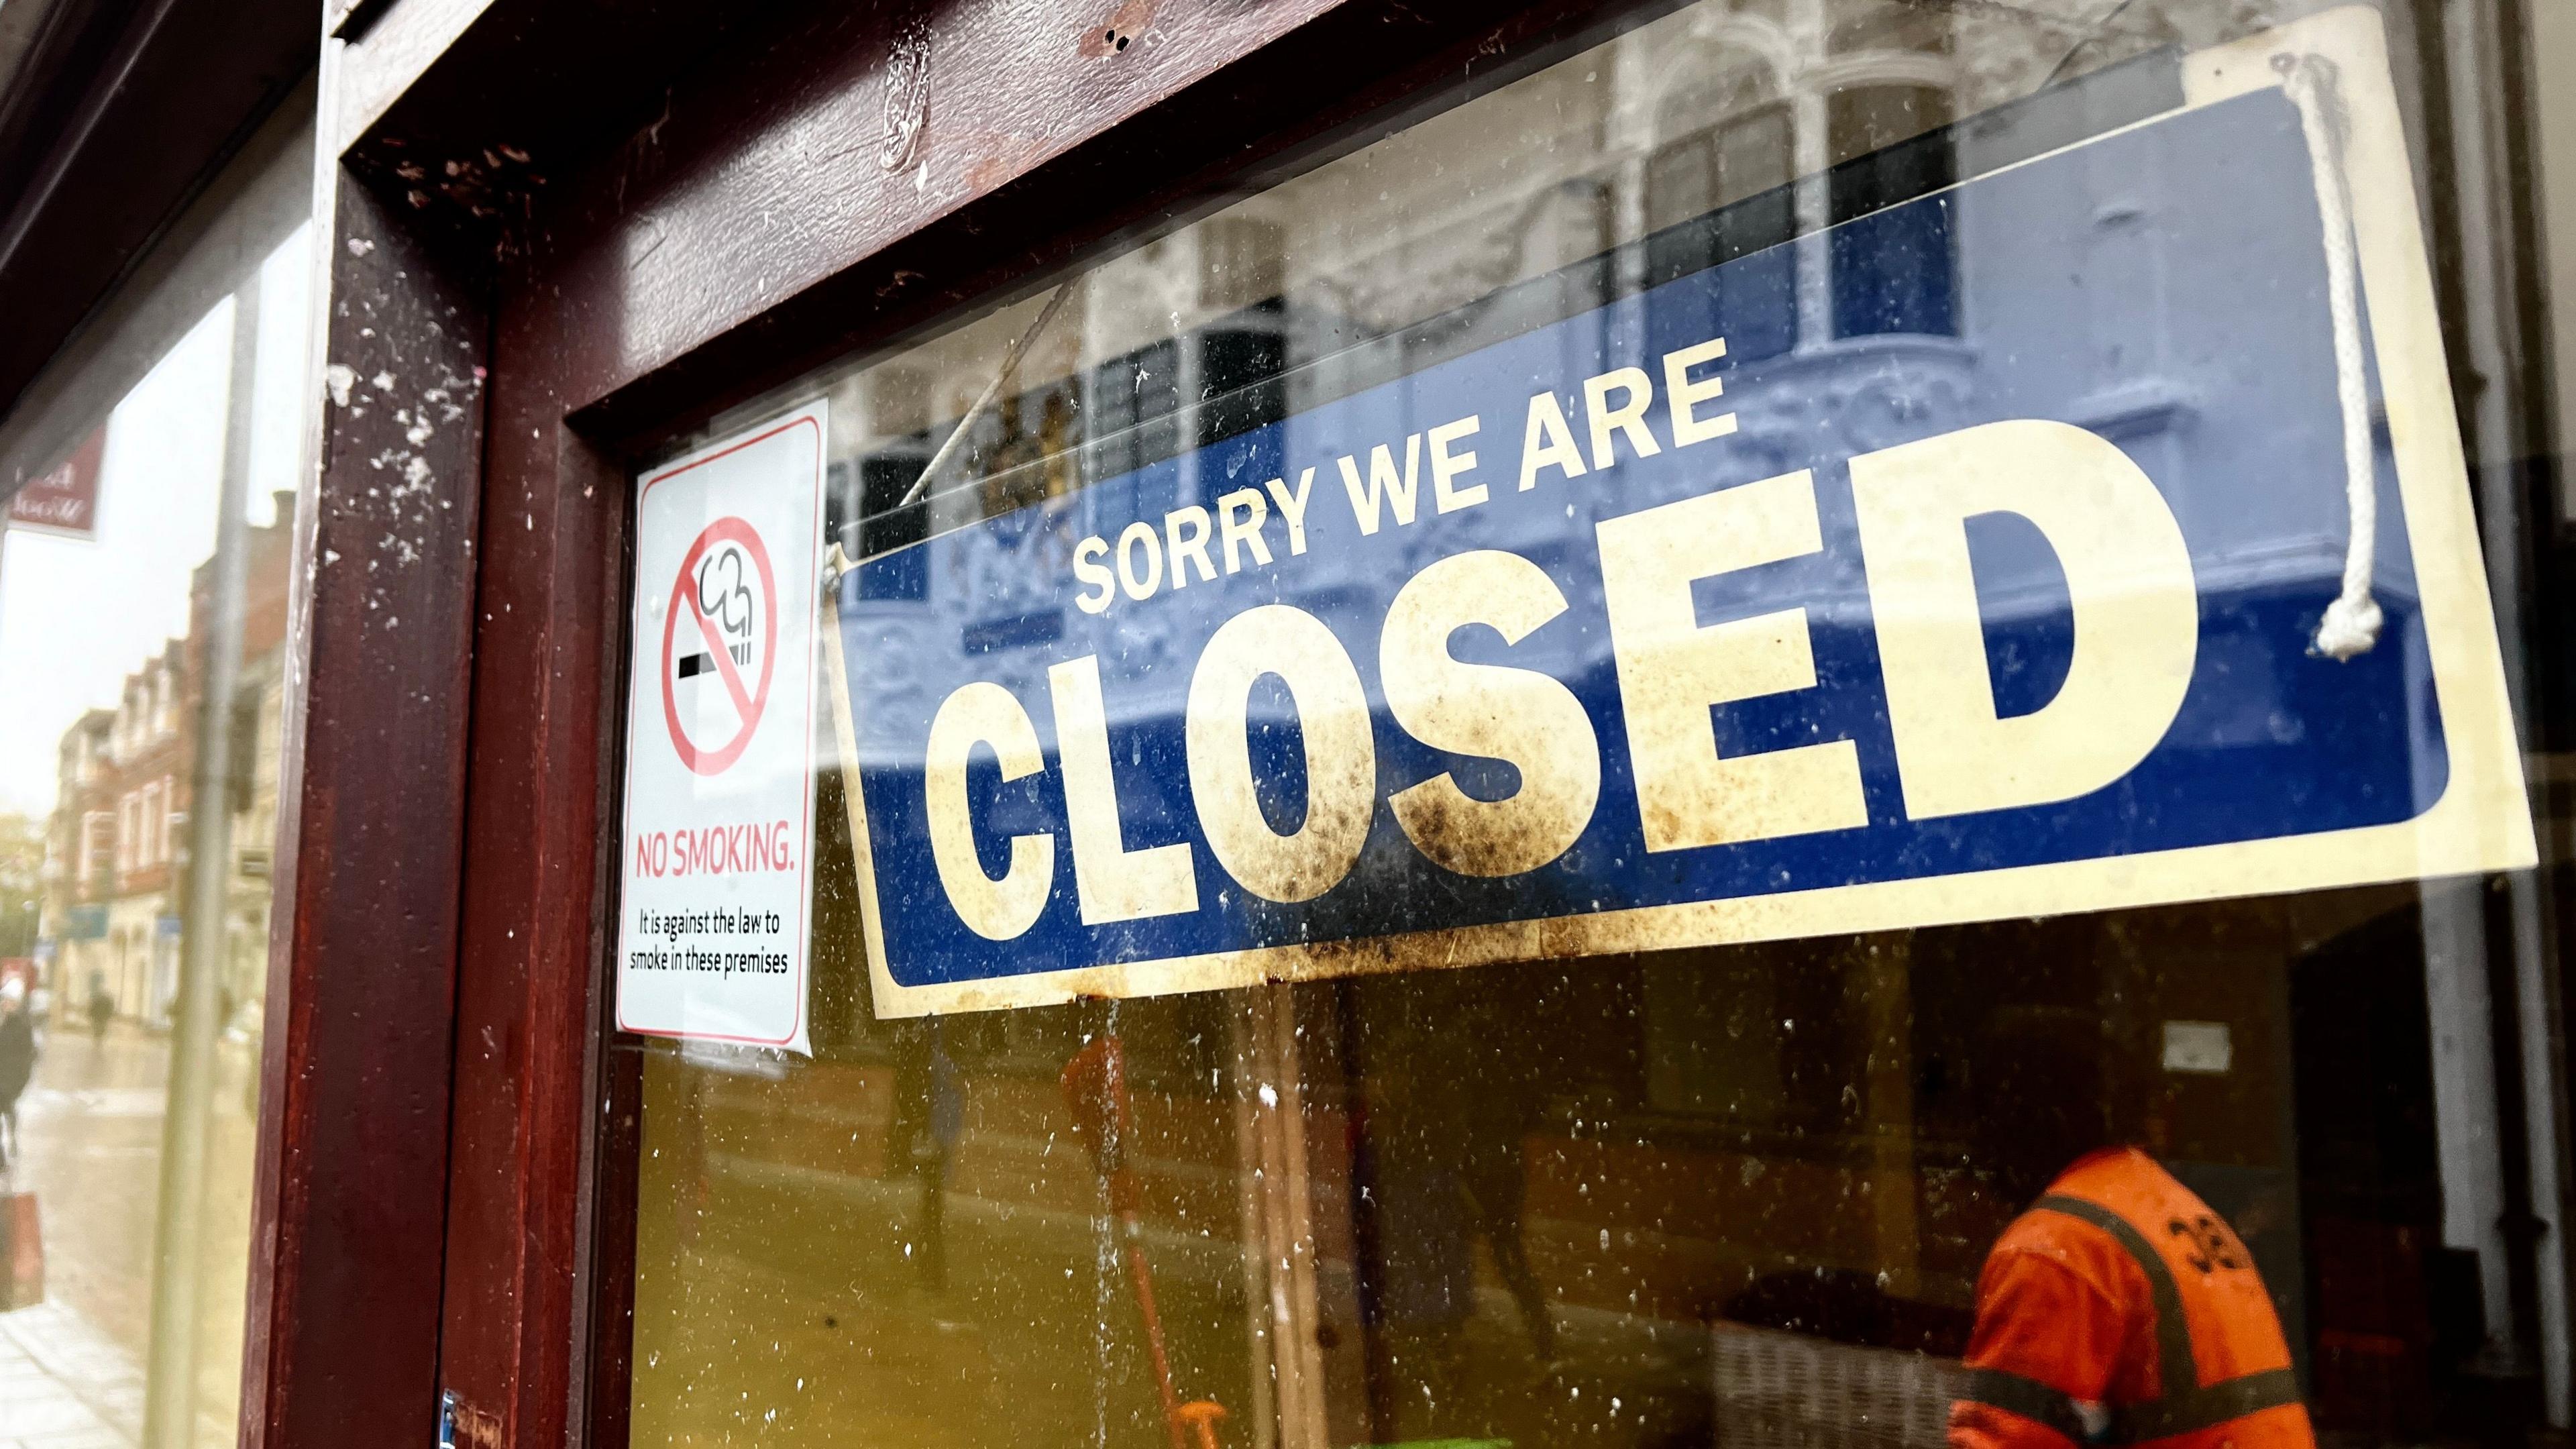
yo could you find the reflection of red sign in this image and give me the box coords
[8,427,103,539]
[659,517,777,775]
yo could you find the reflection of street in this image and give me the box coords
[1,1019,258,1447]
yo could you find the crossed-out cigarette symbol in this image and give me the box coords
[660,517,778,775]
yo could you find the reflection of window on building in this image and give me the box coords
[1087,309,1287,506]
[1827,83,1955,339]
[1088,337,1182,489]
[832,361,935,603]
[1648,105,1799,360]
[1642,2,1958,352]
[1188,216,1290,465]
[81,812,107,889]
[846,453,930,600]
[1193,314,1287,455]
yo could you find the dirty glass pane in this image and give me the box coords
[0,107,312,1447]
[623,3,2576,1447]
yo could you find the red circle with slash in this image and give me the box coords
[661,517,778,775]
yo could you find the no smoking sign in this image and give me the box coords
[618,402,826,1053]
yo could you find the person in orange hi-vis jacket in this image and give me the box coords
[1950,1010,2315,1449]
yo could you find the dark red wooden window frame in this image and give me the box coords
[248,2,1672,1446]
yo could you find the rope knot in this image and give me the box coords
[2314,593,2383,661]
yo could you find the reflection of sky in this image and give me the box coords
[0,225,311,820]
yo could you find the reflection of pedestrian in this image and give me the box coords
[885,1019,961,1291]
[1360,977,1558,1436]
[0,979,35,1173]
[1458,1071,1555,1363]
[1949,1012,2314,1448]
[86,972,111,1042]
[1368,1091,1476,1375]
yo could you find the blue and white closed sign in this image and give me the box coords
[824,13,2533,1016]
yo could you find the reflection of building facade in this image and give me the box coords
[826,0,1992,564]
[41,707,117,1016]
[224,647,286,1038]
[35,492,297,1029]
[58,643,189,1022]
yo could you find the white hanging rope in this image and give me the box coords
[898,280,1081,510]
[2276,51,2381,661]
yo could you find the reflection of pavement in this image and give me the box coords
[3,1020,259,1448]
[633,1142,1255,1449]
[15,1024,175,1359]
[0,1297,144,1446]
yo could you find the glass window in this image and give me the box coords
[0,97,312,1446]
[616,2,2576,1446]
